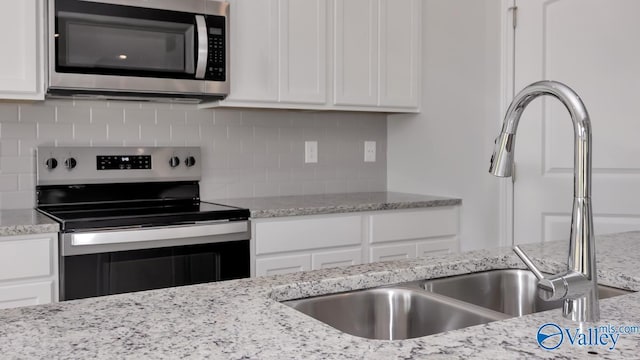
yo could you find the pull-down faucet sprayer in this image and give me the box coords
[489,80,599,322]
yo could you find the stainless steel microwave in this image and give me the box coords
[47,0,229,102]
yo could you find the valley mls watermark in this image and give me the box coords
[537,322,640,351]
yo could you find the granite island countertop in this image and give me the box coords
[1,232,640,359]
[210,191,462,218]
[0,209,59,236]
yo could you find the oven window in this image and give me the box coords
[61,240,249,301]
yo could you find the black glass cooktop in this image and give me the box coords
[38,201,249,232]
[36,181,249,232]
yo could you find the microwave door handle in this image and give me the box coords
[195,15,208,79]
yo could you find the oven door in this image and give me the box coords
[59,221,249,301]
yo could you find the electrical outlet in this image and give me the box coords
[364,141,376,162]
[305,141,318,163]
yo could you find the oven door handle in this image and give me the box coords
[69,221,248,247]
[195,15,208,79]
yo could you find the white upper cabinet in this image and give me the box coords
[333,0,379,106]
[335,0,421,108]
[0,0,45,100]
[378,0,421,108]
[279,0,327,104]
[224,0,279,102]
[210,0,421,112]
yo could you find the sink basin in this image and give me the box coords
[282,269,633,340]
[283,285,508,340]
[422,269,632,317]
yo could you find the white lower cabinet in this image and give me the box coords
[312,248,362,270]
[367,207,459,262]
[255,215,361,255]
[255,247,363,276]
[0,233,58,309]
[370,236,457,263]
[256,254,311,276]
[253,214,362,276]
[0,281,53,310]
[416,237,457,257]
[252,206,459,277]
[370,243,416,262]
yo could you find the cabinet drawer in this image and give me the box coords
[369,207,458,244]
[0,281,53,309]
[312,248,362,270]
[255,215,362,255]
[255,254,312,276]
[370,243,416,262]
[416,236,458,257]
[0,235,53,281]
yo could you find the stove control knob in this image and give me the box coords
[64,157,77,170]
[185,156,196,167]
[45,158,58,170]
[169,156,180,168]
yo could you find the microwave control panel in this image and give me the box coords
[206,15,226,81]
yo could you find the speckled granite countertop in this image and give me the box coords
[0,209,59,236]
[210,192,462,218]
[1,232,640,359]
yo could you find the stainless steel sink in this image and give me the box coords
[421,269,632,317]
[283,285,508,340]
[282,269,633,340]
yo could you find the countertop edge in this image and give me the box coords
[0,209,60,237]
[244,198,462,219]
[0,224,60,237]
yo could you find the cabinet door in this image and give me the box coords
[256,254,311,276]
[312,248,361,270]
[369,207,458,244]
[254,215,361,255]
[416,237,458,257]
[378,0,420,108]
[370,243,416,262]
[0,0,44,100]
[333,0,379,106]
[224,0,279,102]
[279,0,327,104]
[0,281,53,309]
[0,234,53,281]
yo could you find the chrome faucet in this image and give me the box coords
[489,80,599,322]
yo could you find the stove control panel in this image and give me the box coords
[37,147,201,186]
[98,155,151,170]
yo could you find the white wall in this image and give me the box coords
[387,0,503,251]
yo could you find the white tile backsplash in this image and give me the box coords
[0,104,19,123]
[0,99,387,209]
[0,174,18,191]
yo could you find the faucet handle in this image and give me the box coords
[513,246,568,301]
[513,246,545,280]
